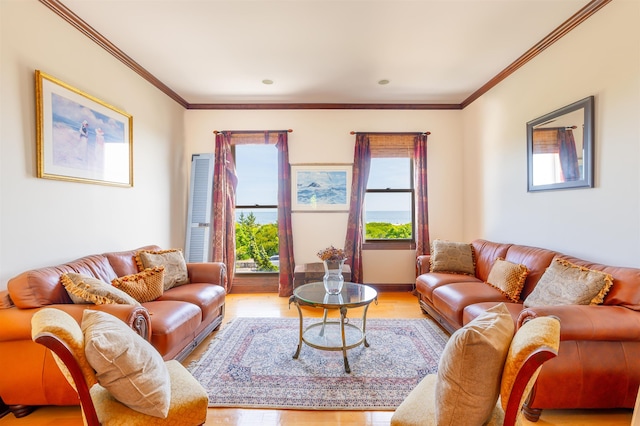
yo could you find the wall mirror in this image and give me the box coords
[527,96,594,192]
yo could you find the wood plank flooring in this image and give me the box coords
[0,291,633,425]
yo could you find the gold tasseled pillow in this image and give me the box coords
[112,266,165,303]
[135,249,189,290]
[61,273,140,306]
[429,239,476,276]
[524,258,613,308]
[486,258,529,303]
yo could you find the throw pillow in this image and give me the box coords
[61,273,140,306]
[435,303,515,425]
[430,239,476,276]
[523,258,614,308]
[135,249,189,290]
[82,310,171,418]
[486,258,529,302]
[111,266,165,303]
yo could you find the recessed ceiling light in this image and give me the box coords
[262,79,274,85]
[378,79,390,85]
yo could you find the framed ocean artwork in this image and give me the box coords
[291,164,352,211]
[35,70,133,187]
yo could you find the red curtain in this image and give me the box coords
[212,132,237,292]
[344,134,371,283]
[276,133,295,296]
[414,133,430,256]
[558,129,580,181]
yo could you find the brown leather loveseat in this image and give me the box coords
[415,239,640,421]
[0,245,226,417]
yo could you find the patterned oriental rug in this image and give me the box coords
[187,317,449,410]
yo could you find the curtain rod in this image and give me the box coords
[213,129,293,134]
[350,131,430,135]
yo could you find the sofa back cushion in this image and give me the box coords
[558,254,640,310]
[105,245,161,278]
[471,240,511,282]
[504,245,557,300]
[8,255,118,309]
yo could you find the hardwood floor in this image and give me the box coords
[0,291,633,425]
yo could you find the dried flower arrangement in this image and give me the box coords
[317,245,347,262]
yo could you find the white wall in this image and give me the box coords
[184,109,464,284]
[462,0,640,266]
[0,1,186,290]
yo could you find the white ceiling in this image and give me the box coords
[58,0,594,106]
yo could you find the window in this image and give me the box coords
[364,157,414,244]
[233,144,279,273]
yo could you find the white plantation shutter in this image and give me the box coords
[185,153,214,262]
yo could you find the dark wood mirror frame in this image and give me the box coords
[527,96,594,192]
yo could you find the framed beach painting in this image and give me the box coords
[291,164,352,211]
[35,70,133,187]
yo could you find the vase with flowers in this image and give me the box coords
[317,245,347,294]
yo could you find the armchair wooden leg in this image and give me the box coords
[522,387,542,422]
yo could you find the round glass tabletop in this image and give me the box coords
[293,282,377,308]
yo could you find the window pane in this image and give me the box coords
[234,143,279,274]
[235,144,278,206]
[368,157,410,189]
[364,192,412,240]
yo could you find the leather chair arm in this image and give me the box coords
[518,304,640,341]
[416,255,431,275]
[187,262,227,287]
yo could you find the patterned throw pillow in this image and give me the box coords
[430,239,476,276]
[524,258,614,308]
[435,303,514,425]
[111,266,165,303]
[82,310,171,418]
[61,273,140,306]
[486,258,529,302]
[135,249,189,290]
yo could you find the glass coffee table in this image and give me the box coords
[289,282,378,373]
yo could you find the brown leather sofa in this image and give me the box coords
[415,239,640,421]
[0,245,226,418]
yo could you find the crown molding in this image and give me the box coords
[40,0,610,111]
[461,0,612,108]
[187,103,462,110]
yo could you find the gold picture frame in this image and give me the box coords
[36,70,133,187]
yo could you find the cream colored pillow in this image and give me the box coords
[435,303,515,425]
[61,273,140,306]
[524,258,614,308]
[136,249,189,290]
[430,239,475,276]
[486,258,529,302]
[111,266,165,303]
[82,310,171,418]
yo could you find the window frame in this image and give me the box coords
[232,144,279,274]
[363,156,416,250]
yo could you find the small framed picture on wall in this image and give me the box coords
[291,164,352,211]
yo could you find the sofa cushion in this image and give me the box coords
[111,267,165,303]
[471,239,512,282]
[435,303,514,425]
[486,258,528,303]
[82,310,171,418]
[430,240,475,276]
[136,249,189,290]
[524,258,614,308]
[61,273,140,306]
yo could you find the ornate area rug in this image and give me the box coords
[187,317,449,410]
